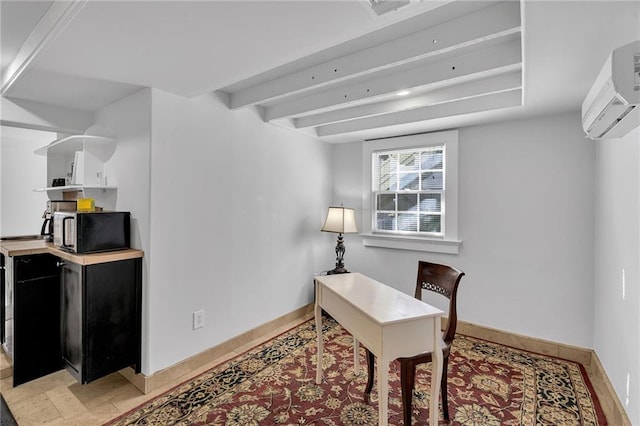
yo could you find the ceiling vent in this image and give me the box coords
[368,0,412,16]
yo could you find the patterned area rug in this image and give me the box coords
[106,317,606,425]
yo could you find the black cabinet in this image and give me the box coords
[13,254,62,386]
[61,261,82,379]
[61,258,142,384]
[2,249,142,387]
[1,254,5,345]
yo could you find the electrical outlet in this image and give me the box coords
[193,310,205,330]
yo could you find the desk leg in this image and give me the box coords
[377,355,389,426]
[353,339,360,375]
[315,282,323,385]
[429,316,443,425]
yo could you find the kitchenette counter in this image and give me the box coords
[0,239,143,265]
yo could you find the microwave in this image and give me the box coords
[53,211,131,254]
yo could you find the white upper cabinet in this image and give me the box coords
[34,125,117,208]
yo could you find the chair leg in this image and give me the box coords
[364,349,375,400]
[400,360,416,426]
[441,355,450,421]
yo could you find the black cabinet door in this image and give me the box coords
[13,254,61,386]
[83,259,138,383]
[1,253,5,345]
[60,261,82,382]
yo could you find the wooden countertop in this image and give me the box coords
[0,239,143,265]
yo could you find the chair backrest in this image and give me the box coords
[414,261,465,345]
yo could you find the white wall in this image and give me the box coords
[94,89,152,252]
[0,126,51,237]
[593,126,639,424]
[85,87,334,377]
[146,90,333,374]
[3,87,332,378]
[333,112,596,348]
[93,88,153,373]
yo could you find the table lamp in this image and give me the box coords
[321,206,358,274]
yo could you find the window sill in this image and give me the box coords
[361,233,461,254]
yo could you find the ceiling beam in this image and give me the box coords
[1,0,87,96]
[293,69,522,128]
[226,1,520,109]
[1,97,93,134]
[264,36,522,121]
[316,89,522,137]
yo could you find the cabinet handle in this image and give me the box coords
[56,261,65,267]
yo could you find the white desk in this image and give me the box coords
[314,273,444,426]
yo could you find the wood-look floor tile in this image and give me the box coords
[12,393,61,426]
[45,385,88,419]
[0,352,12,379]
[0,376,12,392]
[1,370,75,405]
[46,411,103,426]
[110,384,167,413]
[85,400,121,423]
[68,372,131,409]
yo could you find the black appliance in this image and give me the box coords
[53,211,130,254]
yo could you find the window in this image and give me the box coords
[361,130,460,254]
[372,146,445,235]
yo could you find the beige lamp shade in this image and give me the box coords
[321,207,358,234]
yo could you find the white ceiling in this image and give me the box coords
[1,0,639,143]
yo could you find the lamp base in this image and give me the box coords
[327,267,349,275]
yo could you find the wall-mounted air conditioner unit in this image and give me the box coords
[581,40,640,140]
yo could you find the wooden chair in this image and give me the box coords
[364,261,465,425]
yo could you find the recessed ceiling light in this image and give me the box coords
[397,90,410,96]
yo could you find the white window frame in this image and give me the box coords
[372,145,445,236]
[361,130,461,254]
